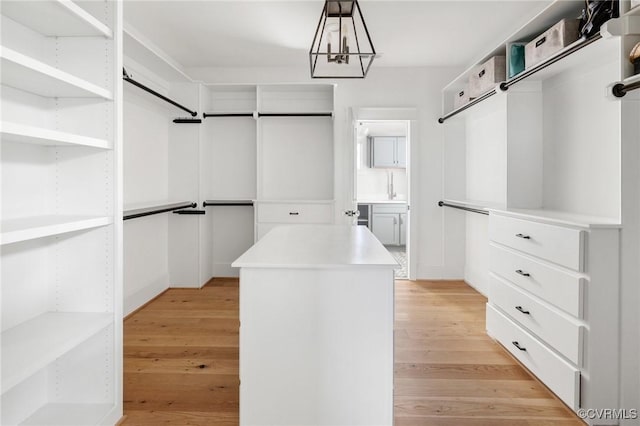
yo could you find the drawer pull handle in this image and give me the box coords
[515,306,530,315]
[289,212,299,216]
[515,233,531,239]
[512,341,527,351]
[515,269,530,277]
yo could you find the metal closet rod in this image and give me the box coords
[202,112,333,118]
[203,200,254,207]
[123,68,197,117]
[438,34,602,124]
[612,79,640,98]
[438,201,489,216]
[123,202,197,221]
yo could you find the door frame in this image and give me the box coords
[348,107,419,280]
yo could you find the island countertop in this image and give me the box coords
[232,224,398,269]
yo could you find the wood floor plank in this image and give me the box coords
[122,278,583,425]
[394,378,549,398]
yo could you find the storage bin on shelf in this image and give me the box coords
[525,19,580,69]
[507,42,526,78]
[468,56,506,98]
[453,85,473,109]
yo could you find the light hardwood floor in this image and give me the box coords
[122,278,583,425]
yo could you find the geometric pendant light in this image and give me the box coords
[309,0,376,78]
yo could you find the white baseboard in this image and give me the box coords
[416,264,464,280]
[464,266,488,297]
[124,277,168,317]
[213,262,239,278]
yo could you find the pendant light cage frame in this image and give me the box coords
[309,0,376,79]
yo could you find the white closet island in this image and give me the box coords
[232,225,397,426]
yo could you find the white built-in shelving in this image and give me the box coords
[0,0,122,424]
[439,0,639,420]
[1,0,112,38]
[21,403,115,426]
[2,312,112,394]
[1,122,110,149]
[0,215,112,245]
[0,46,113,99]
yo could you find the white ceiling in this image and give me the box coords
[123,0,554,69]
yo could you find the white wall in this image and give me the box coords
[542,61,621,219]
[188,65,463,279]
[122,81,171,315]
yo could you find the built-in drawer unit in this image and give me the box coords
[490,244,585,318]
[489,275,583,364]
[257,202,333,224]
[487,212,621,419]
[486,304,580,410]
[489,214,585,271]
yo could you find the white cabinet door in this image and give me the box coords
[371,137,396,168]
[399,213,407,246]
[396,137,406,168]
[372,213,398,245]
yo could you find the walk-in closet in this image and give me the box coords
[1,0,640,425]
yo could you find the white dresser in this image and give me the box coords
[254,200,334,240]
[487,211,620,424]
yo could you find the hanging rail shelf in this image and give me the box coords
[203,200,254,207]
[123,202,197,220]
[612,74,640,97]
[123,68,197,117]
[438,201,489,216]
[438,34,602,124]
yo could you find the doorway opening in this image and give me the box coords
[354,120,410,279]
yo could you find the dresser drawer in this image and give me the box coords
[257,203,332,224]
[489,214,585,271]
[489,275,583,365]
[490,244,584,317]
[486,304,580,410]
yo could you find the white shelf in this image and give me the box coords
[1,312,113,394]
[443,0,583,93]
[1,215,113,245]
[488,208,622,229]
[123,25,191,83]
[0,46,113,99]
[21,403,115,426]
[1,0,112,38]
[511,35,618,83]
[1,122,110,149]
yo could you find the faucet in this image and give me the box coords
[388,170,396,200]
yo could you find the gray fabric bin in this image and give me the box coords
[468,56,506,98]
[453,86,472,109]
[525,19,580,69]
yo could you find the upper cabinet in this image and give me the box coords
[370,136,406,169]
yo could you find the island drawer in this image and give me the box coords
[489,275,583,365]
[490,244,584,318]
[489,214,584,271]
[486,304,580,410]
[257,202,333,224]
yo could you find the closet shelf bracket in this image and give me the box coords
[173,209,206,215]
